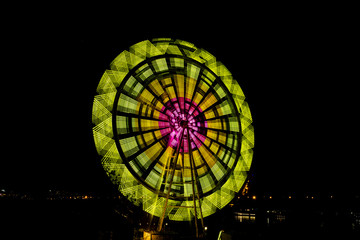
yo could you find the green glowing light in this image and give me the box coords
[92,38,254,221]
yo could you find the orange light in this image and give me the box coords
[252,195,256,200]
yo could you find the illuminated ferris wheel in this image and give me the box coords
[92,38,254,232]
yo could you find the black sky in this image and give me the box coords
[1,7,358,196]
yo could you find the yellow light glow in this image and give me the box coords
[92,38,254,221]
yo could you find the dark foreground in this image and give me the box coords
[1,197,359,239]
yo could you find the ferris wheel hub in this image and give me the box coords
[180,120,188,128]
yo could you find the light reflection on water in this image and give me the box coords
[233,207,360,229]
[229,207,360,239]
[3,200,360,239]
[234,209,256,223]
[233,208,287,225]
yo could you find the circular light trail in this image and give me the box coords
[92,38,254,221]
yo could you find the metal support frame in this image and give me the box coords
[157,128,184,232]
[187,126,205,238]
[157,126,205,238]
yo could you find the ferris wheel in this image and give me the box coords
[92,38,254,233]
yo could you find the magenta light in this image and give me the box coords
[159,97,207,152]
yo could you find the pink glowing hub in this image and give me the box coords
[159,97,207,152]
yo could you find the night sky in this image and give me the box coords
[2,7,357,196]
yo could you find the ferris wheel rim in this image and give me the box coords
[92,38,255,221]
[111,54,242,201]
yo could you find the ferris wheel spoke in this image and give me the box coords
[197,113,236,122]
[116,111,168,122]
[197,125,240,135]
[92,38,254,222]
[189,78,217,115]
[190,145,219,188]
[116,126,171,140]
[194,97,234,119]
[124,131,171,162]
[141,147,167,180]
[170,75,183,115]
[127,73,170,112]
[193,131,227,168]
[188,68,203,107]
